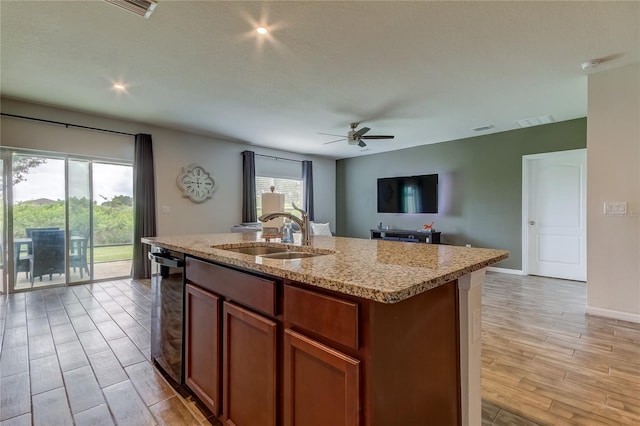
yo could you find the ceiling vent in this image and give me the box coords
[515,115,555,128]
[472,124,494,132]
[104,0,157,18]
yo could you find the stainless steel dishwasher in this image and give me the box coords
[149,247,185,386]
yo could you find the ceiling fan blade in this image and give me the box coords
[353,127,371,138]
[357,140,367,148]
[318,132,345,137]
[361,135,395,140]
[323,138,346,145]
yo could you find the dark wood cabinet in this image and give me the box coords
[222,301,277,426]
[185,257,279,425]
[283,329,360,426]
[184,283,221,415]
[184,256,460,426]
[285,281,460,426]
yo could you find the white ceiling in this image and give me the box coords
[1,1,638,159]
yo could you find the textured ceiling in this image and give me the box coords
[1,1,638,159]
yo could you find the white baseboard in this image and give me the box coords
[486,267,524,275]
[586,306,640,324]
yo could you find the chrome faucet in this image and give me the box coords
[259,203,311,245]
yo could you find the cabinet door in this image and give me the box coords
[185,283,221,415]
[223,302,277,426]
[284,329,360,426]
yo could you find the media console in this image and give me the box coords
[370,228,441,244]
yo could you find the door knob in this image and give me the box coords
[529,221,536,225]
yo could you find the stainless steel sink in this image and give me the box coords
[259,251,323,260]
[214,244,336,260]
[220,246,290,256]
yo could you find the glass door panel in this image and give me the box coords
[68,159,92,283]
[12,154,66,290]
[0,155,5,294]
[92,163,133,280]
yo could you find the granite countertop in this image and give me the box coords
[142,233,508,303]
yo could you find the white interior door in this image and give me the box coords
[526,149,586,281]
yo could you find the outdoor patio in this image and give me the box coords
[12,260,132,291]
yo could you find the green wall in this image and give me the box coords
[335,118,586,270]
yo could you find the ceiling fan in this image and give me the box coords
[321,123,395,148]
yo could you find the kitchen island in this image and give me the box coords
[143,233,508,426]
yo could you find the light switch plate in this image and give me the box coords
[604,201,627,216]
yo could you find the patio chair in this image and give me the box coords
[69,236,90,279]
[26,227,60,237]
[31,230,65,283]
[25,227,60,255]
[13,228,59,283]
[15,248,32,280]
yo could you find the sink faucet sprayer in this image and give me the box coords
[258,203,311,245]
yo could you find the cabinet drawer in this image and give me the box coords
[186,257,276,316]
[284,285,359,350]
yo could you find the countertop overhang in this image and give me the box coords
[143,233,508,303]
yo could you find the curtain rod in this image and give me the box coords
[0,112,136,137]
[255,153,302,163]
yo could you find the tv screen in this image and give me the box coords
[377,174,438,214]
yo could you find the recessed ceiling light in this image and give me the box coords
[256,27,268,35]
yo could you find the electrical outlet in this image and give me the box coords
[604,201,627,216]
[161,205,171,214]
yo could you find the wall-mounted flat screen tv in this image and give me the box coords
[377,174,438,214]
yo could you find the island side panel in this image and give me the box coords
[365,279,461,426]
[457,269,486,426]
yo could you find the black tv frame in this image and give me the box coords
[377,174,438,214]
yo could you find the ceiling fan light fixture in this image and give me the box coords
[323,122,394,148]
[581,59,601,71]
[580,54,620,73]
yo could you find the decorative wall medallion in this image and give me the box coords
[177,164,215,203]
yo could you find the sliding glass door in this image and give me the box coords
[11,154,66,290]
[2,149,133,292]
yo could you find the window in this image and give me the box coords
[254,156,303,220]
[256,176,302,218]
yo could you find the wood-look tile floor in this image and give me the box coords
[1,273,637,425]
[0,279,217,426]
[482,272,640,426]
